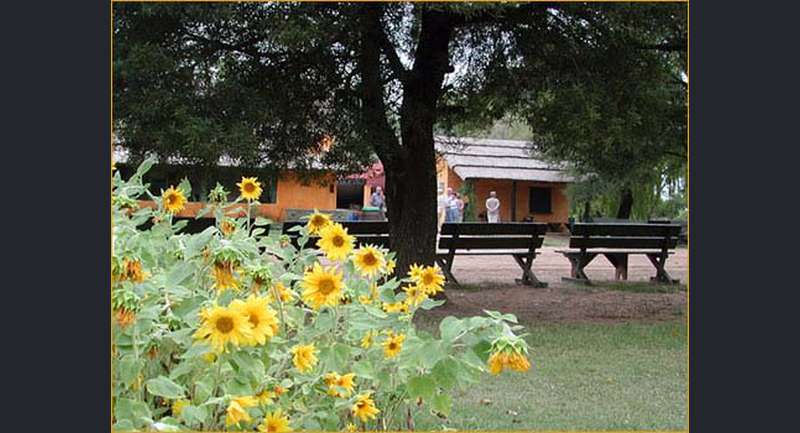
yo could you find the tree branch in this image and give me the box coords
[636,41,687,52]
[375,22,409,83]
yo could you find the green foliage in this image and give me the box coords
[112,160,532,431]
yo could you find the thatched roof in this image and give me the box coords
[435,136,573,183]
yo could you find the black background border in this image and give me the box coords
[4,0,797,431]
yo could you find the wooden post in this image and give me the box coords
[511,180,517,222]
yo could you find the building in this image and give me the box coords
[113,146,378,221]
[435,137,573,226]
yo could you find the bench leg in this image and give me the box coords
[603,253,629,281]
[646,253,679,284]
[435,255,460,288]
[561,253,597,284]
[512,254,547,288]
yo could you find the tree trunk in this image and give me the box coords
[616,187,634,219]
[358,5,453,291]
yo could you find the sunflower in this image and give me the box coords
[162,186,187,214]
[301,263,345,310]
[202,352,217,363]
[193,305,253,353]
[382,301,408,314]
[237,176,263,201]
[230,295,279,345]
[122,259,147,282]
[351,393,380,422]
[352,245,386,277]
[487,348,531,375]
[258,408,292,433]
[385,259,396,275]
[114,308,136,328]
[487,351,508,375]
[220,220,237,236]
[403,284,428,307]
[316,222,355,261]
[306,210,332,235]
[255,389,276,406]
[382,332,406,359]
[414,265,445,295]
[290,343,319,373]
[273,385,286,396]
[212,260,241,292]
[346,423,357,432]
[407,263,424,281]
[361,330,378,349]
[171,399,190,417]
[324,372,356,398]
[267,281,295,304]
[225,403,252,427]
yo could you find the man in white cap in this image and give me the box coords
[486,191,500,223]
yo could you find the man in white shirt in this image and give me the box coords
[485,191,500,223]
[437,186,447,230]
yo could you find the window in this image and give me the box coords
[529,187,552,213]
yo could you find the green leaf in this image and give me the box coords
[419,298,446,310]
[165,262,194,287]
[117,356,143,386]
[255,217,273,226]
[407,374,436,401]
[185,226,216,258]
[180,405,208,427]
[431,357,460,390]
[439,316,464,344]
[431,393,453,416]
[145,376,185,399]
[115,398,152,427]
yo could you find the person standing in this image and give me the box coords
[485,191,501,223]
[446,188,459,222]
[370,186,386,211]
[437,186,447,230]
[455,192,465,222]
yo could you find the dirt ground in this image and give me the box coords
[422,241,688,324]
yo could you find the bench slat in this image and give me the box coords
[440,222,547,236]
[570,223,681,237]
[569,236,678,249]
[438,236,543,250]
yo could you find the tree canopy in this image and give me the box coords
[113,1,687,271]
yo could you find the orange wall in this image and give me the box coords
[436,159,569,224]
[135,171,336,221]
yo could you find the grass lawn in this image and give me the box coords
[409,319,687,431]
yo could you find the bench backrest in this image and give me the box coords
[438,222,547,251]
[281,221,391,248]
[138,217,269,235]
[569,223,681,251]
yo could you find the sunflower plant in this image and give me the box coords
[112,159,533,432]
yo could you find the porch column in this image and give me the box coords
[511,180,517,222]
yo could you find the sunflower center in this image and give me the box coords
[357,401,367,409]
[362,253,377,266]
[388,342,398,350]
[332,235,345,247]
[216,316,234,333]
[267,422,277,432]
[248,314,260,327]
[318,277,336,295]
[244,183,255,193]
[422,274,434,285]
[311,216,325,226]
[167,194,178,205]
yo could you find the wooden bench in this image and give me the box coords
[436,222,548,288]
[281,220,391,249]
[557,222,681,285]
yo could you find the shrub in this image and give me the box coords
[112,158,532,431]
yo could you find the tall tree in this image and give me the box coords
[114,2,686,273]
